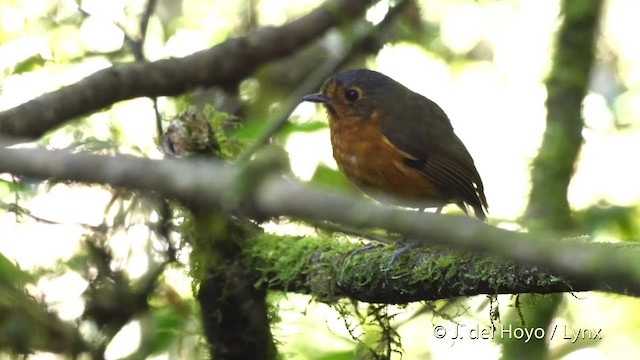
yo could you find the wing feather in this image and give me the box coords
[379,93,488,219]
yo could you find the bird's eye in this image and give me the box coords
[344,89,360,102]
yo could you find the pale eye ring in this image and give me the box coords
[344,89,360,102]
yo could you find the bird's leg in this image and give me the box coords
[350,242,385,256]
[385,207,430,268]
[353,207,438,268]
[385,242,421,269]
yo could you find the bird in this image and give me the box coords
[303,69,488,220]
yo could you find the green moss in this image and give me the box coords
[160,105,248,159]
[244,232,359,302]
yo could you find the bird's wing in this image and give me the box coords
[379,96,488,218]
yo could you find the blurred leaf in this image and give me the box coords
[72,138,118,152]
[577,203,640,241]
[313,351,357,360]
[0,179,40,204]
[0,179,24,197]
[48,24,85,61]
[147,307,186,355]
[230,120,267,141]
[279,120,328,136]
[0,253,32,288]
[231,119,327,142]
[12,54,47,74]
[309,164,353,192]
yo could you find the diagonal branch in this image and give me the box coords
[1,145,640,300]
[0,0,373,139]
[237,0,413,162]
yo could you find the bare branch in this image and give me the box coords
[0,0,373,139]
[1,145,639,299]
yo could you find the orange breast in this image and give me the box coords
[329,112,447,207]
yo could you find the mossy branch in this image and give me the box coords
[2,145,640,299]
[525,0,604,228]
[243,233,630,303]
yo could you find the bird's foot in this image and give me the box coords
[349,242,385,256]
[348,236,421,270]
[384,241,421,270]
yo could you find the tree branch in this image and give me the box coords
[244,234,601,303]
[237,0,413,162]
[525,0,603,228]
[1,145,640,300]
[0,0,373,139]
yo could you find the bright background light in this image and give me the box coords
[2,0,640,359]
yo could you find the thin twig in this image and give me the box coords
[235,56,345,163]
[236,0,410,162]
[139,0,158,46]
[1,201,104,231]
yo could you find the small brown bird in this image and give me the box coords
[303,69,488,220]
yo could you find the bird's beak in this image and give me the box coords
[302,93,331,104]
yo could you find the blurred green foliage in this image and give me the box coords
[1,0,640,359]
